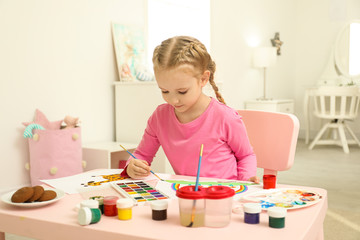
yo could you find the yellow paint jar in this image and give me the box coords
[116,198,134,220]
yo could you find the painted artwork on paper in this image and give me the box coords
[112,23,154,82]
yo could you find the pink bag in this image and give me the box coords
[28,127,83,186]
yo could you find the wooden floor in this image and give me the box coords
[5,139,360,240]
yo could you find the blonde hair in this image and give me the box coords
[152,36,225,105]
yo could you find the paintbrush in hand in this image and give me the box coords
[119,144,163,181]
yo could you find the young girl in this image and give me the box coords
[121,36,259,183]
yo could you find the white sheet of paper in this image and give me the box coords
[41,169,158,194]
[155,179,186,199]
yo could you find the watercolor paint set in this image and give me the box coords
[111,181,170,205]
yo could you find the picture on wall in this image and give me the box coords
[112,23,153,82]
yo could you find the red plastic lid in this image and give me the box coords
[205,186,235,199]
[176,186,205,199]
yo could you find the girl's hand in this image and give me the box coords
[126,158,151,179]
[248,176,260,184]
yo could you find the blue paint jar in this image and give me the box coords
[243,203,262,224]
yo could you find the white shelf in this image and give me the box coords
[82,141,137,170]
[244,99,294,114]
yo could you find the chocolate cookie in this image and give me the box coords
[11,187,34,203]
[37,190,57,202]
[27,186,45,202]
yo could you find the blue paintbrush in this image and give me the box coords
[195,144,204,191]
[187,144,204,227]
[119,144,163,181]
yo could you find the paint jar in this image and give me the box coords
[80,199,99,209]
[89,196,104,214]
[263,174,277,189]
[204,186,235,228]
[150,200,168,221]
[103,196,119,216]
[268,207,287,228]
[243,203,262,224]
[116,198,134,220]
[78,207,101,226]
[176,186,206,228]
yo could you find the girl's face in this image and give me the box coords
[155,65,209,115]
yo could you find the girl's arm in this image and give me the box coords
[226,114,258,181]
[120,115,161,178]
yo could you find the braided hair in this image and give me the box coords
[152,36,225,105]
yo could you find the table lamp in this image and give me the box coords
[253,47,277,100]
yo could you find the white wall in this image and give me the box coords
[0,0,146,190]
[211,0,360,138]
[1,0,360,191]
[294,0,360,137]
[211,0,296,109]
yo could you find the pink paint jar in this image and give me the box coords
[103,196,119,216]
[263,174,276,189]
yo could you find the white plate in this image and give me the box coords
[240,188,322,210]
[1,188,65,208]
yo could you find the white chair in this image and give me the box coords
[308,86,360,153]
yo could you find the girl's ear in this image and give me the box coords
[200,70,210,87]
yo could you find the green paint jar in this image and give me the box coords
[268,207,286,228]
[78,207,101,226]
[89,196,104,214]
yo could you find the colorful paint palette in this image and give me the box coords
[241,188,322,210]
[111,181,169,205]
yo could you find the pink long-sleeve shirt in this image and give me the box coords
[122,98,257,180]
